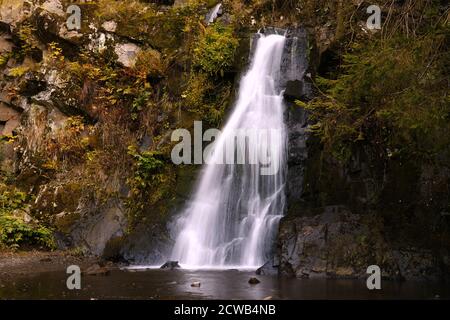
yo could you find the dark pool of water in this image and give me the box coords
[0,269,448,300]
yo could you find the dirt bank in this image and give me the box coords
[0,250,98,283]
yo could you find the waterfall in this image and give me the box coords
[170,32,289,268]
[205,3,222,24]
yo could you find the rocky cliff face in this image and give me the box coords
[266,1,450,281]
[0,0,227,258]
[278,206,448,281]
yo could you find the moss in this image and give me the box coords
[133,49,164,79]
[125,145,177,228]
[55,183,84,213]
[192,23,239,76]
[54,211,81,234]
[95,0,209,51]
[181,71,232,126]
[95,0,157,28]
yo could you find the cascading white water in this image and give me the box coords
[170,33,288,268]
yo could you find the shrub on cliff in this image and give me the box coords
[0,185,55,250]
[193,23,239,76]
[298,1,449,164]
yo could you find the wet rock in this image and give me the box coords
[393,249,438,281]
[286,104,309,215]
[0,103,20,136]
[85,264,110,276]
[102,236,129,264]
[256,261,278,275]
[278,206,397,279]
[248,277,260,285]
[191,281,201,287]
[284,80,308,100]
[119,222,173,265]
[58,25,83,42]
[40,0,65,17]
[102,21,117,33]
[0,0,33,27]
[18,72,47,97]
[114,43,141,68]
[70,199,128,256]
[160,261,181,270]
[0,32,13,54]
[280,28,312,97]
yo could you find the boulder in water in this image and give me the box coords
[248,277,260,285]
[160,261,181,270]
[256,261,278,275]
[191,281,201,287]
[85,264,110,276]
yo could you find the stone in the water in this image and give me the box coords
[248,277,260,285]
[191,281,201,287]
[85,264,110,276]
[256,261,278,275]
[160,261,181,270]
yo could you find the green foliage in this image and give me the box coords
[16,23,37,58]
[48,42,65,66]
[0,53,11,68]
[8,66,29,77]
[95,0,207,50]
[0,186,55,250]
[182,72,232,126]
[302,25,450,163]
[131,90,151,121]
[126,145,176,227]
[182,72,211,106]
[128,146,165,189]
[0,215,55,249]
[96,0,157,24]
[0,189,27,212]
[193,23,238,76]
[0,135,15,143]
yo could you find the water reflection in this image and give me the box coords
[0,269,448,300]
